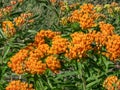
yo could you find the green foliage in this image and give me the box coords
[0,0,120,90]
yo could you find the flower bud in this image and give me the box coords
[104,4,111,8]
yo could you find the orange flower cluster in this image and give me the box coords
[35,29,60,45]
[80,3,94,13]
[8,30,62,74]
[67,10,81,22]
[0,0,24,18]
[27,30,61,74]
[64,21,119,61]
[91,31,107,46]
[46,55,61,73]
[2,21,16,37]
[68,3,99,29]
[6,80,34,90]
[8,27,120,74]
[99,21,114,35]
[25,44,49,74]
[103,75,120,90]
[0,0,24,17]
[65,32,94,59]
[8,49,29,74]
[105,35,120,61]
[91,22,119,61]
[14,12,34,27]
[31,44,49,58]
[25,57,47,74]
[49,35,69,54]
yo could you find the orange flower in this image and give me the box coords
[14,16,25,27]
[92,31,107,46]
[49,35,69,54]
[67,10,81,23]
[65,32,94,59]
[6,80,34,90]
[99,21,114,35]
[24,44,49,74]
[25,57,46,74]
[105,35,120,61]
[14,12,33,27]
[29,44,49,58]
[20,13,33,18]
[35,30,60,45]
[46,55,61,73]
[7,30,62,74]
[80,3,94,13]
[8,49,29,74]
[68,3,100,29]
[103,76,119,90]
[2,21,16,37]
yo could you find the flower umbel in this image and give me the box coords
[6,80,34,90]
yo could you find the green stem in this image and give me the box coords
[34,74,45,90]
[76,60,86,90]
[39,77,45,90]
[45,75,53,89]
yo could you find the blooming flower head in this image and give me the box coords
[99,21,114,36]
[105,35,120,61]
[14,16,25,27]
[80,3,94,13]
[8,49,29,74]
[46,55,61,73]
[65,32,94,59]
[14,12,33,27]
[25,57,47,74]
[6,80,34,90]
[103,75,119,90]
[49,35,69,54]
[35,30,60,45]
[68,3,100,30]
[2,21,16,37]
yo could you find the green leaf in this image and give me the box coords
[3,46,10,60]
[86,79,101,89]
[28,30,37,34]
[55,71,78,80]
[0,28,7,39]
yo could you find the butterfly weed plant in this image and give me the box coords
[0,0,120,90]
